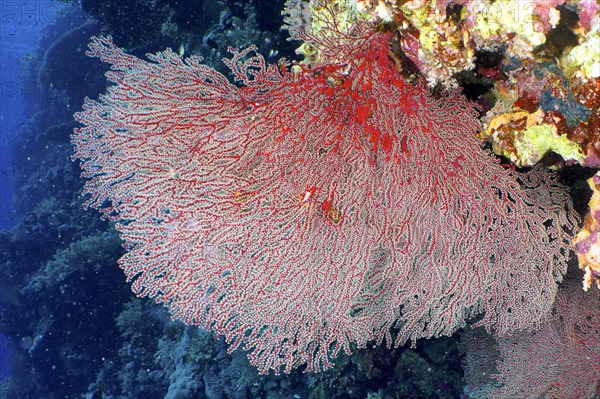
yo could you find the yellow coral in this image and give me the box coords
[563,22,600,80]
[397,0,474,85]
[471,0,555,53]
[356,0,399,22]
[482,110,585,167]
[516,124,585,165]
[573,172,600,291]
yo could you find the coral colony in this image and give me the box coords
[71,0,598,392]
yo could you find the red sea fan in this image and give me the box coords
[71,26,577,373]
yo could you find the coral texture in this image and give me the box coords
[463,276,600,399]
[71,17,576,373]
[574,171,600,290]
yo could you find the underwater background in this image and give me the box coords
[1,1,598,398]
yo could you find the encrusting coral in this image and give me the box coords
[574,171,600,291]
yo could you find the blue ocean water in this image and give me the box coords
[0,332,6,379]
[0,0,65,380]
[1,0,63,229]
